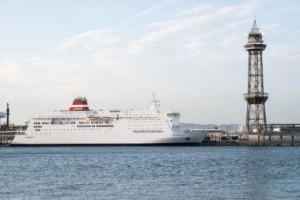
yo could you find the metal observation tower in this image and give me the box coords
[244,20,268,133]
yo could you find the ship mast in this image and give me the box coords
[150,92,160,113]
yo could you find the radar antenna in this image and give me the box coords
[150,92,160,113]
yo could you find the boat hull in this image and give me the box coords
[11,131,206,146]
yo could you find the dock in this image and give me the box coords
[248,124,300,146]
[0,131,16,146]
[203,124,300,146]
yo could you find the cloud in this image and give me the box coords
[135,0,174,17]
[220,34,242,49]
[127,1,262,55]
[262,23,280,36]
[57,29,120,52]
[175,4,214,17]
[0,58,21,80]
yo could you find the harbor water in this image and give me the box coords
[0,147,299,200]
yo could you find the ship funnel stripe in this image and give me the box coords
[72,101,88,105]
[70,105,89,108]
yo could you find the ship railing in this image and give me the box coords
[0,130,25,136]
[15,130,26,135]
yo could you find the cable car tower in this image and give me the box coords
[243,20,268,133]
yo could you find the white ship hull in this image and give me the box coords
[12,131,206,146]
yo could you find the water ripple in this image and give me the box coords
[0,147,299,200]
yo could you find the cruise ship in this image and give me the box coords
[12,95,207,146]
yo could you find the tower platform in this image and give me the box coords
[243,93,268,104]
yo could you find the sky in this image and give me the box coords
[0,0,299,125]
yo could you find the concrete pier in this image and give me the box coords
[248,133,300,146]
[256,124,300,146]
[207,124,300,146]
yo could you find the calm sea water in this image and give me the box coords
[0,147,299,200]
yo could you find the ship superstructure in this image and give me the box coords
[12,96,207,145]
